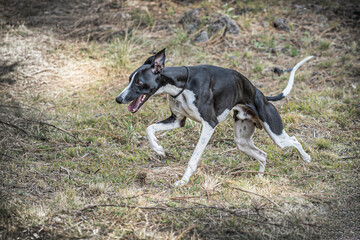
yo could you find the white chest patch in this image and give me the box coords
[169,90,203,122]
[155,84,181,96]
[157,84,230,124]
[154,84,203,122]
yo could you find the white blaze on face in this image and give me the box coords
[119,71,137,100]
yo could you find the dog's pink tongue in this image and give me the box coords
[128,95,143,113]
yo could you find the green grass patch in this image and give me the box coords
[315,138,332,149]
[318,40,332,51]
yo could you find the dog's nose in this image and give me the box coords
[115,96,123,104]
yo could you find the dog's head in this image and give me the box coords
[115,49,166,113]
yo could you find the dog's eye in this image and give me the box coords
[136,80,143,86]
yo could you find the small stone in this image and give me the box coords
[267,47,277,54]
[179,9,199,31]
[195,31,209,43]
[273,18,290,31]
[209,14,240,35]
[179,9,199,24]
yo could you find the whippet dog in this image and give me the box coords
[116,49,312,186]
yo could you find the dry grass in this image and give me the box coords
[1,0,359,239]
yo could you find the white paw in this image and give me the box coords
[151,145,165,156]
[174,179,188,187]
[302,154,311,163]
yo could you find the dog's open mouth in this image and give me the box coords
[128,94,150,113]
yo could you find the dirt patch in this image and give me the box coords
[1,0,126,41]
[324,174,360,240]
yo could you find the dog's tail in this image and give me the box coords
[266,56,313,102]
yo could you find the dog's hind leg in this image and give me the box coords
[233,114,267,175]
[146,114,186,156]
[254,91,311,163]
[264,123,311,163]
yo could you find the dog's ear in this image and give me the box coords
[151,48,166,74]
[143,56,154,65]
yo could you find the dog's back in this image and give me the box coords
[184,65,257,116]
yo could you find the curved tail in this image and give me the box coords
[266,56,313,102]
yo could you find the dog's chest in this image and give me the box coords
[168,90,202,122]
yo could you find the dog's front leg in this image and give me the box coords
[174,122,216,187]
[146,114,185,156]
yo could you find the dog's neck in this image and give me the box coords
[155,67,189,96]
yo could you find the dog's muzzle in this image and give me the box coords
[115,96,124,104]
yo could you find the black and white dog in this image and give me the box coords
[116,49,312,186]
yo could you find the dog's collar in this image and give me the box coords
[171,66,190,99]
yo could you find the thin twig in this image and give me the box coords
[76,127,122,141]
[0,153,17,160]
[25,119,85,144]
[170,196,202,201]
[4,191,36,202]
[230,170,280,177]
[219,147,237,154]
[192,202,286,228]
[30,147,57,152]
[81,203,167,212]
[196,27,227,46]
[0,119,29,135]
[339,156,357,160]
[30,68,54,76]
[175,225,198,240]
[60,166,72,180]
[0,104,47,118]
[230,187,281,209]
